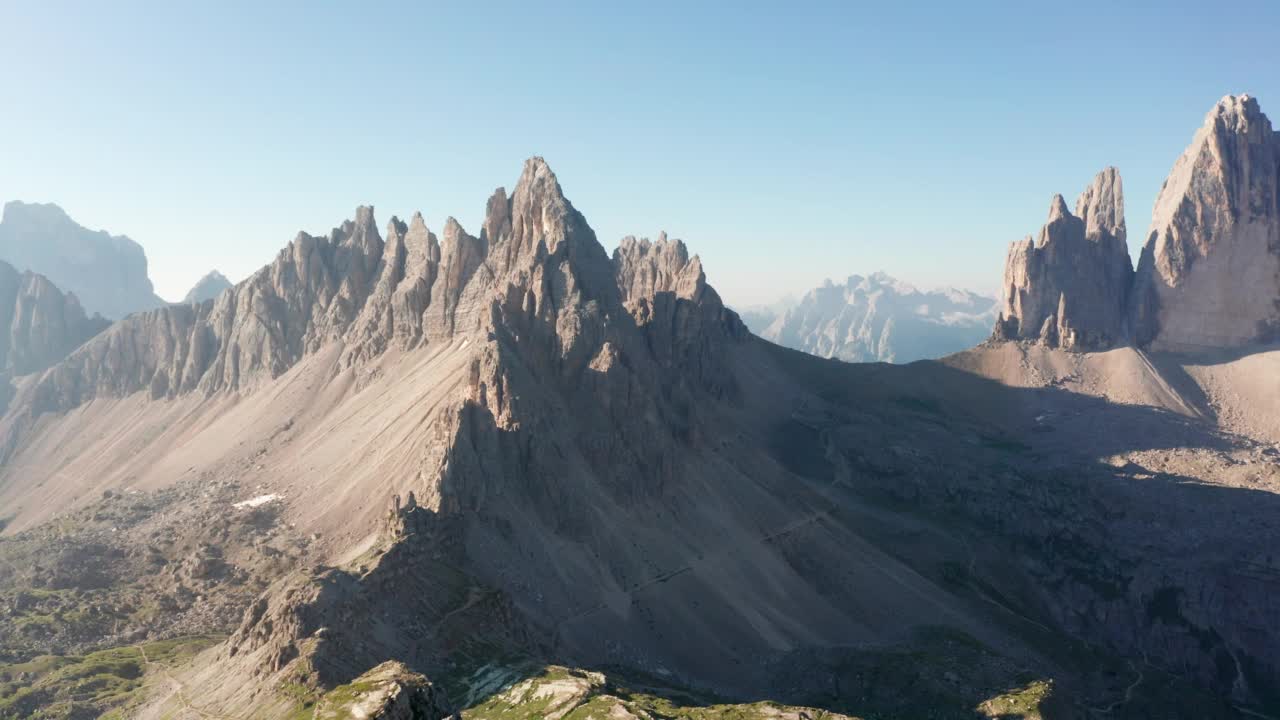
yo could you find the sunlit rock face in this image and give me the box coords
[1131,94,1280,351]
[993,167,1134,351]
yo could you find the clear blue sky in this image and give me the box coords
[2,1,1278,305]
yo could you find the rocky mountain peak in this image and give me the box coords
[336,205,385,283]
[993,167,1133,350]
[1130,93,1280,349]
[405,212,439,258]
[613,232,705,304]
[1047,193,1071,223]
[498,156,607,279]
[1075,165,1126,243]
[480,158,623,366]
[347,205,381,248]
[1213,93,1268,139]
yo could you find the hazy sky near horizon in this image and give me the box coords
[2,1,1278,306]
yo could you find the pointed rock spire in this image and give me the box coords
[506,156,577,261]
[406,212,440,263]
[481,187,511,249]
[1046,194,1071,225]
[994,168,1134,350]
[1075,166,1126,243]
[426,217,486,338]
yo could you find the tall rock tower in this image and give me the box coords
[993,167,1134,350]
[1131,94,1280,351]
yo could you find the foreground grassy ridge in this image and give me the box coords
[0,635,222,719]
[462,665,863,720]
[976,681,1053,719]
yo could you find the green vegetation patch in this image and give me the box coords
[977,679,1053,718]
[0,635,221,719]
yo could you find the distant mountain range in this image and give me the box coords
[744,272,997,363]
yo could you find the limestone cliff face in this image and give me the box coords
[0,261,108,377]
[993,167,1134,350]
[614,232,745,376]
[0,201,165,319]
[1131,94,1280,350]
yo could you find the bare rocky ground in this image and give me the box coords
[0,466,308,664]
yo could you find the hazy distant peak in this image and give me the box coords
[1,200,146,253]
[182,270,234,304]
[0,201,163,319]
[2,200,68,222]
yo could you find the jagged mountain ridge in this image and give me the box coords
[0,158,1276,717]
[1,161,738,426]
[0,201,166,319]
[760,272,996,363]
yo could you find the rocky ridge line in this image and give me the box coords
[5,159,742,445]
